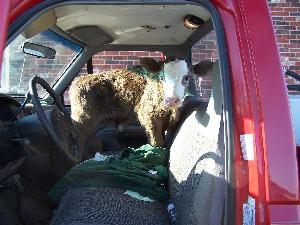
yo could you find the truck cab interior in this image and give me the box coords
[0,1,233,225]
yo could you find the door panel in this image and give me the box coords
[0,0,10,74]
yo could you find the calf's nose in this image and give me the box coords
[164,96,180,107]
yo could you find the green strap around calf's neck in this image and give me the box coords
[128,66,164,81]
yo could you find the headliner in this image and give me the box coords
[54,4,211,46]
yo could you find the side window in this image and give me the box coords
[64,51,162,105]
[191,31,218,102]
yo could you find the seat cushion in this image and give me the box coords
[50,187,170,225]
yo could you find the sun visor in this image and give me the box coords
[67,26,113,47]
[22,10,56,39]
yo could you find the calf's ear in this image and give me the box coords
[190,60,214,77]
[140,57,163,73]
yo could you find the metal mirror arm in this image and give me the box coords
[283,67,300,92]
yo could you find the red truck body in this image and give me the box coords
[0,0,299,224]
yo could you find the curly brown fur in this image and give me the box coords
[69,69,178,155]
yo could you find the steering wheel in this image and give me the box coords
[29,76,80,163]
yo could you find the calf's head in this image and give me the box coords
[140,57,213,108]
[162,60,190,108]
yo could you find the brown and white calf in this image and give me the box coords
[69,58,213,154]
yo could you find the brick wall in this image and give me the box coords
[78,51,162,75]
[191,31,217,102]
[268,0,300,86]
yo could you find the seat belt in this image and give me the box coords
[87,58,93,74]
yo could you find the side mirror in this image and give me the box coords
[22,42,56,59]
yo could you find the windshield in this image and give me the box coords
[0,30,82,96]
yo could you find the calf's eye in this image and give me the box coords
[182,75,190,85]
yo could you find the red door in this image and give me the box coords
[0,0,42,74]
